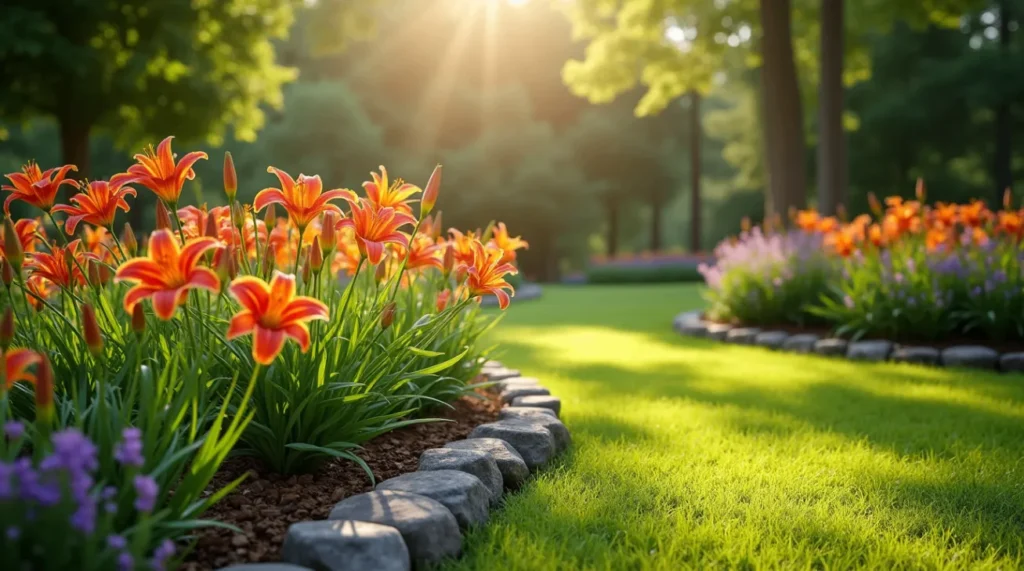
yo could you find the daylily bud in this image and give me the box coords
[123,223,138,256]
[0,308,14,351]
[205,211,219,239]
[320,212,337,254]
[231,201,245,229]
[156,200,173,231]
[88,260,102,288]
[442,246,455,277]
[264,203,277,229]
[215,246,236,284]
[2,260,13,289]
[915,177,926,202]
[421,164,442,217]
[35,354,53,427]
[132,304,146,338]
[224,152,238,202]
[3,218,23,272]
[302,259,312,283]
[310,237,324,272]
[868,192,882,216]
[81,304,103,357]
[436,290,451,312]
[1004,188,1013,210]
[262,244,276,277]
[432,212,444,240]
[740,217,751,233]
[375,260,387,283]
[380,302,396,330]
[836,204,848,223]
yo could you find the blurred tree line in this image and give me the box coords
[2,0,1022,280]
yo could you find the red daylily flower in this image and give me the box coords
[25,239,97,289]
[227,272,329,365]
[25,276,54,311]
[338,196,414,265]
[115,230,221,319]
[52,173,138,233]
[488,222,528,264]
[0,219,44,260]
[4,348,42,389]
[127,136,208,205]
[395,232,443,271]
[363,166,421,215]
[463,240,517,310]
[3,162,79,214]
[254,167,354,230]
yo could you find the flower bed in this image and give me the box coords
[698,187,1024,345]
[0,138,532,570]
[585,253,712,284]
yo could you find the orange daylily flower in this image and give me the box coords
[0,219,43,260]
[338,196,414,265]
[226,272,329,365]
[25,239,97,289]
[866,224,886,248]
[115,230,222,319]
[436,290,451,312]
[178,205,233,242]
[395,232,444,271]
[363,166,421,216]
[816,216,839,234]
[824,229,857,258]
[24,276,54,311]
[488,222,529,264]
[970,226,990,247]
[127,136,208,205]
[794,209,820,232]
[331,227,363,276]
[3,162,79,214]
[997,210,1024,240]
[254,167,354,230]
[3,348,42,389]
[463,240,518,310]
[958,200,991,228]
[932,202,958,228]
[448,229,479,266]
[51,173,138,233]
[926,227,954,252]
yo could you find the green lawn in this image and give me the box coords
[445,284,1024,570]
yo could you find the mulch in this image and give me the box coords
[180,389,501,571]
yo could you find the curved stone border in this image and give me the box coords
[673,310,1024,374]
[480,283,543,308]
[219,360,570,571]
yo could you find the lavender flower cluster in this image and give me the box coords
[699,228,825,289]
[1,426,175,571]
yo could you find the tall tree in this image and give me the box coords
[0,0,303,175]
[817,0,846,214]
[993,0,1015,200]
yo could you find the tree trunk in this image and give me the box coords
[817,0,846,215]
[605,200,619,257]
[59,118,92,178]
[994,0,1013,202]
[649,198,663,252]
[689,91,702,252]
[759,0,807,217]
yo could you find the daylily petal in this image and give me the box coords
[252,325,287,365]
[283,323,311,352]
[151,288,184,320]
[226,311,257,340]
[229,276,270,314]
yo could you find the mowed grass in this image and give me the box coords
[443,284,1024,570]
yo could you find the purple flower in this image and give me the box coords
[133,475,159,512]
[151,539,176,571]
[118,552,134,571]
[114,428,145,468]
[4,421,24,441]
[70,497,98,534]
[107,534,127,550]
[844,295,854,309]
[6,526,19,540]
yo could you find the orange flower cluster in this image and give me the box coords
[793,184,1024,258]
[2,136,527,366]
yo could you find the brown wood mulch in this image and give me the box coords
[180,390,501,571]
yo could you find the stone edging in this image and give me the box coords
[480,283,543,307]
[673,310,1024,373]
[218,360,569,571]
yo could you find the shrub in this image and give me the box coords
[0,139,529,566]
[586,259,706,284]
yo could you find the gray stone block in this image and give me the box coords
[891,346,941,366]
[704,323,733,341]
[376,471,490,529]
[814,338,848,357]
[469,422,555,471]
[509,395,561,416]
[503,415,571,454]
[499,406,558,421]
[941,345,1000,370]
[282,520,409,571]
[500,386,550,404]
[1000,352,1024,373]
[846,340,893,362]
[782,333,820,353]
[754,331,789,350]
[725,327,760,345]
[418,448,503,506]
[444,438,530,490]
[328,491,460,566]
